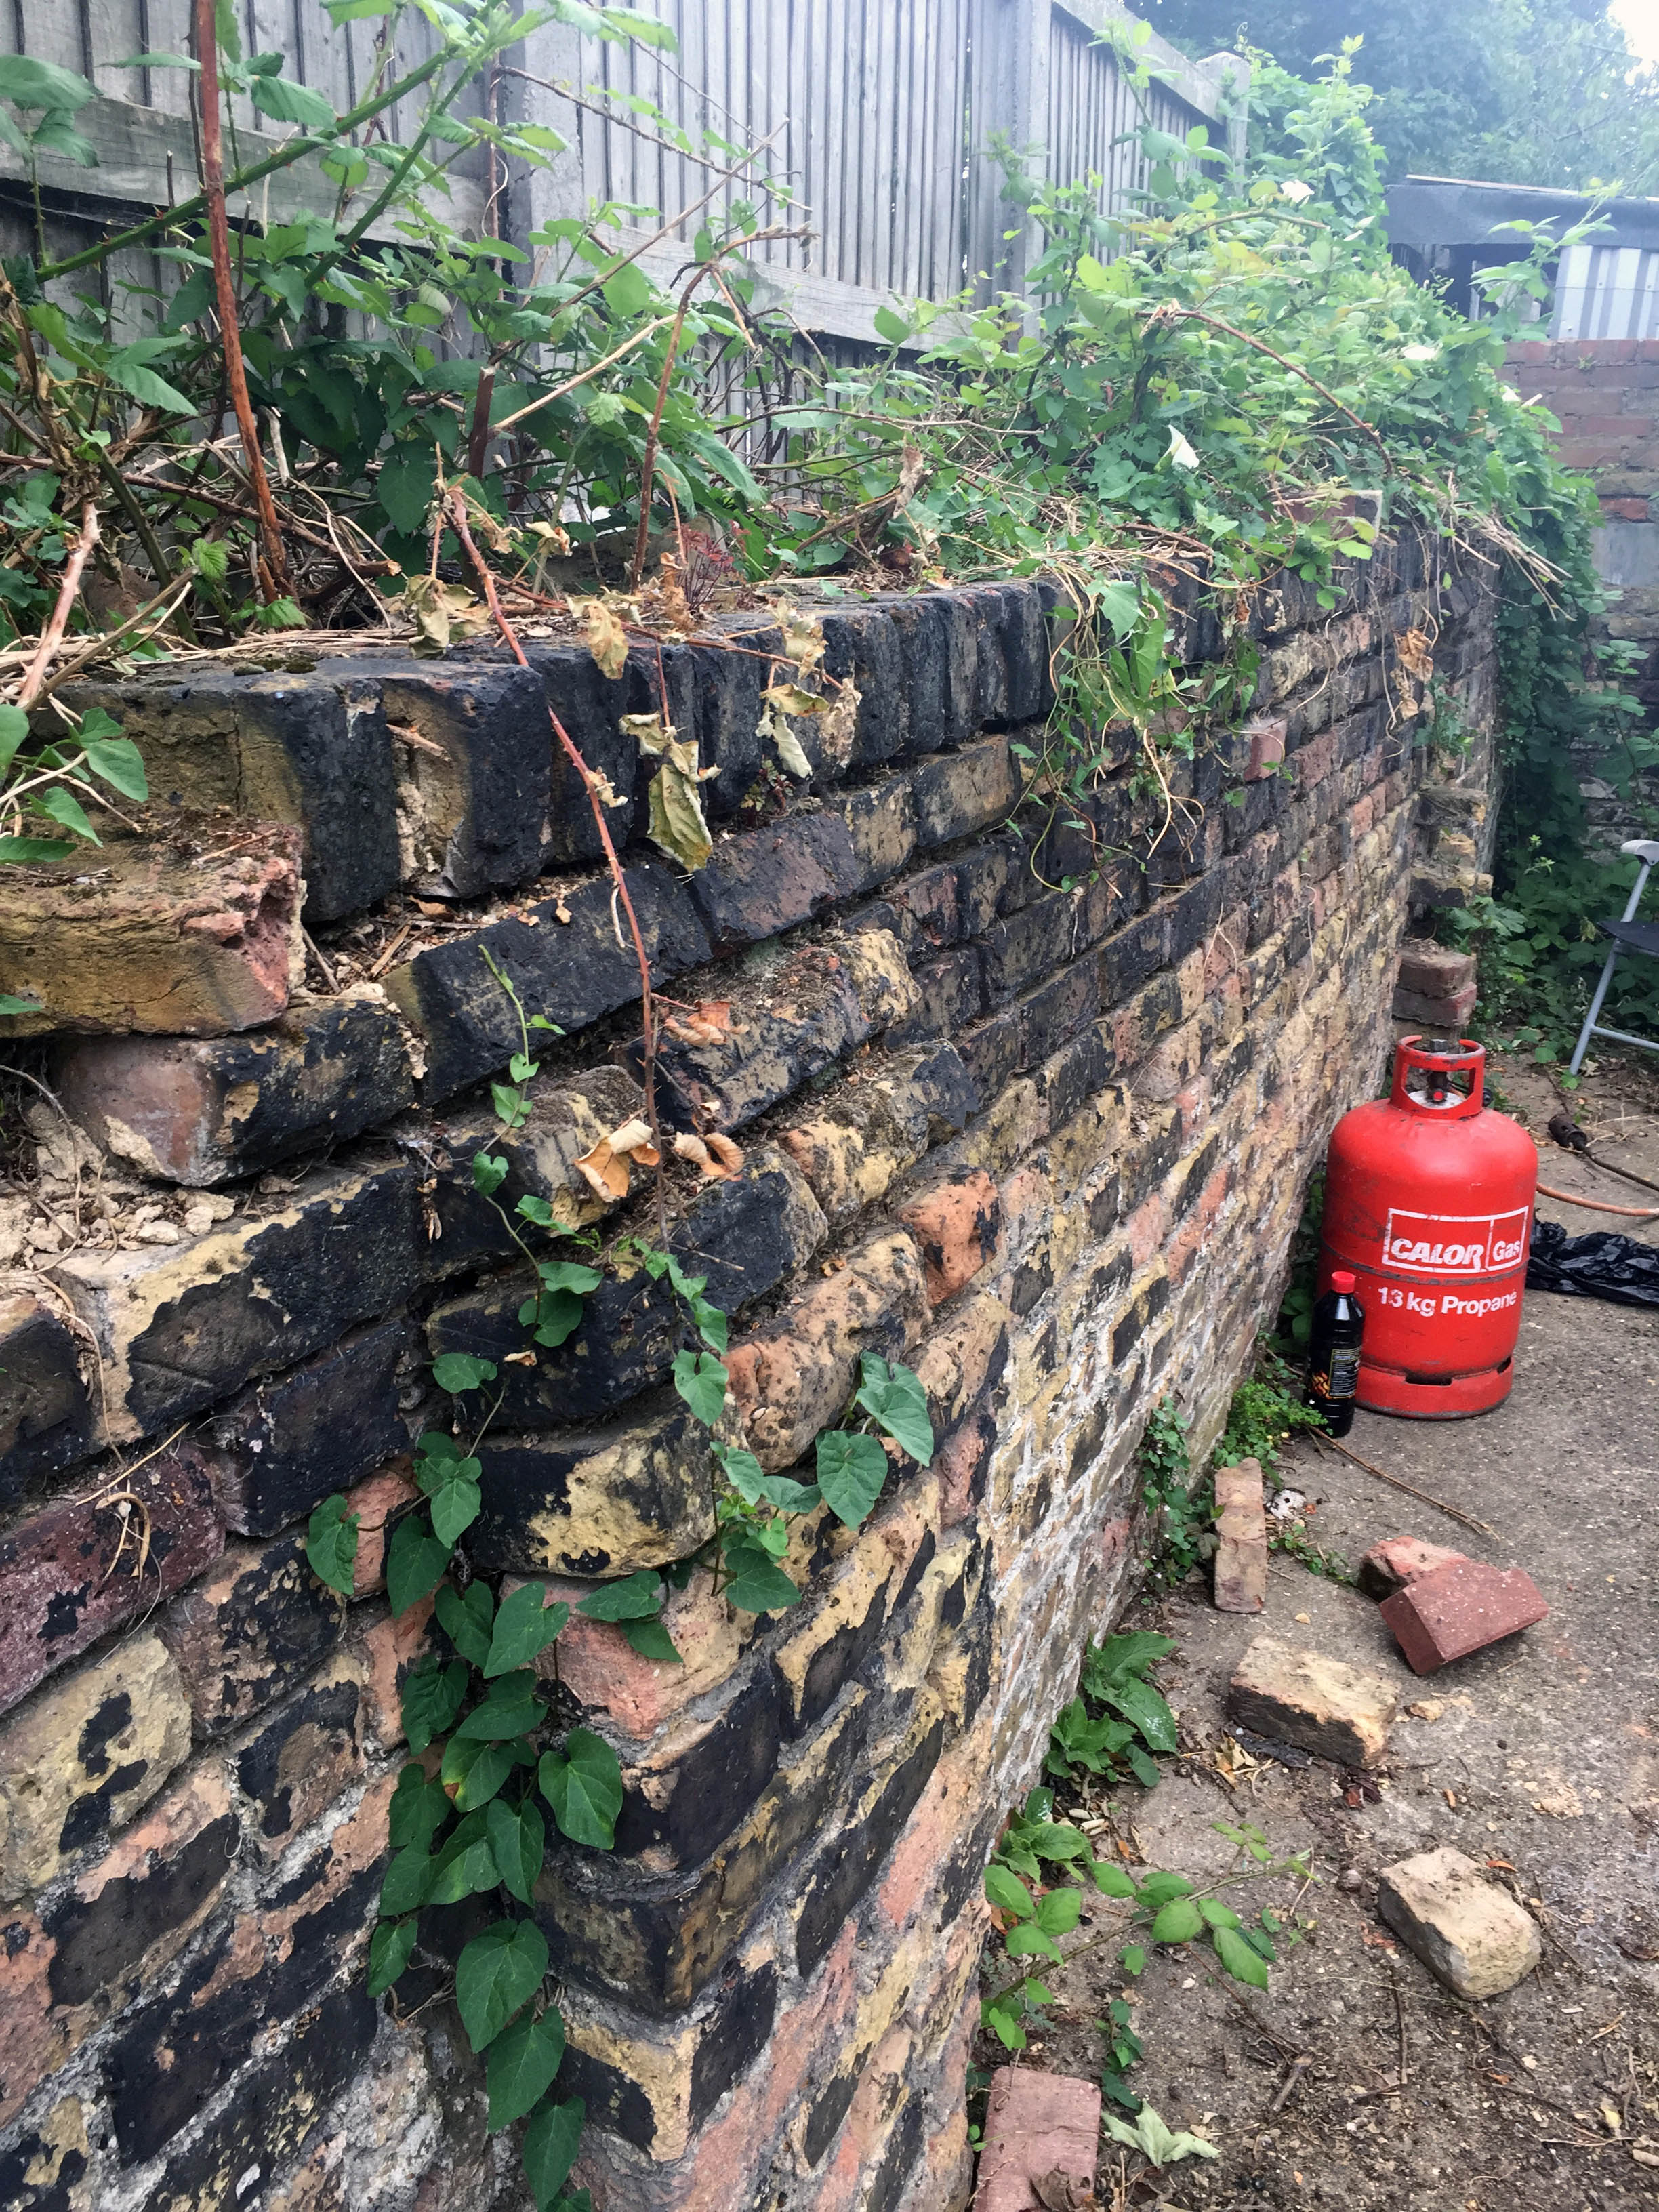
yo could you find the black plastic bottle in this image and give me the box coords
[1306,1269,1364,1437]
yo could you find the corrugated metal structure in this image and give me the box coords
[1387,173,1659,340]
[1,0,1246,342]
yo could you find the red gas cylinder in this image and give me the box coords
[1317,1036,1536,1418]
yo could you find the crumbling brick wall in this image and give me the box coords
[0,541,1495,2212]
[1506,335,1659,842]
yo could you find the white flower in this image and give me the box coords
[1166,426,1200,471]
[1401,342,1441,362]
[1281,178,1314,204]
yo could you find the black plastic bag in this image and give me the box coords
[1528,1218,1659,1307]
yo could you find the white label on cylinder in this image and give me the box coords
[1380,1206,1531,1275]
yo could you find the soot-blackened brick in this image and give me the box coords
[955,1008,1022,1099]
[368,657,550,898]
[819,605,905,767]
[912,736,1022,848]
[955,833,1028,935]
[981,891,1084,1003]
[804,2064,861,2167]
[209,1317,411,1536]
[1020,958,1101,1067]
[520,640,635,860]
[433,1149,823,1429]
[157,1536,348,1739]
[882,594,950,755]
[388,860,710,1103]
[142,1984,376,2212]
[688,1957,780,2129]
[891,947,985,1043]
[44,1800,241,2010]
[1118,1115,1181,1214]
[689,811,862,949]
[694,621,781,813]
[469,1406,716,1578]
[1168,872,1225,960]
[0,2121,87,2212]
[104,1923,266,2165]
[235,1666,363,1847]
[794,1717,945,1977]
[1097,908,1171,1007]
[556,2042,659,2151]
[0,1290,92,1505]
[867,2093,928,2212]
[0,1443,223,1717]
[54,998,415,1187]
[614,1672,785,1868]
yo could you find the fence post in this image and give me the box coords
[972,0,1052,304]
[506,14,588,252]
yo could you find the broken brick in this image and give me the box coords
[899,1168,1001,1305]
[1379,1557,1549,1674]
[974,2065,1101,2212]
[1357,1535,1468,1600]
[1212,1456,1267,1614]
[1227,1636,1397,1769]
[1376,1846,1541,1999]
[0,1441,224,1718]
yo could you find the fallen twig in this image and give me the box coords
[1310,1433,1498,1538]
[17,502,100,708]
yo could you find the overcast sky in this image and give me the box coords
[1614,0,1659,62]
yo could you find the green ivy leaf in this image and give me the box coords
[250,71,337,129]
[854,1355,935,1465]
[1101,1675,1179,1755]
[390,1761,451,1849]
[473,1151,509,1195]
[424,1458,483,1547]
[984,1865,1034,1917]
[486,2009,566,2131]
[304,1492,359,1596]
[455,1919,549,2053]
[380,1828,436,1914]
[37,787,99,844]
[718,1536,801,1614]
[575,1570,661,1622]
[436,1581,495,1671]
[523,2094,586,2211]
[1213,1923,1271,1988]
[80,737,148,800]
[1149,1897,1204,1944]
[386,1515,451,1618]
[672,1347,727,1426]
[485,1584,569,1675]
[814,1430,888,1528]
[441,1734,519,1812]
[0,838,75,863]
[455,1686,543,1740]
[401,1656,468,1753]
[621,1617,682,1662]
[432,1351,498,1394]
[1035,1887,1082,1938]
[538,1727,623,1849]
[1120,1943,1147,1976]
[367,1916,419,1997]
[485,1796,546,1906]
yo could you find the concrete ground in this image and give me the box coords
[976,1055,1659,2211]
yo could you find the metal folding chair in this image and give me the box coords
[1569,837,1659,1074]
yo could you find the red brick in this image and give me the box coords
[974,2066,1101,2212]
[342,1458,419,1597]
[1244,715,1286,781]
[348,1593,434,1748]
[1601,495,1651,519]
[1397,943,1474,997]
[1213,1456,1267,1614]
[1380,1559,1549,1674]
[899,1168,1001,1305]
[1358,1535,1467,1599]
[1393,980,1477,1025]
[0,1441,224,1717]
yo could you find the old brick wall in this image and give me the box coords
[1506,335,1659,844]
[0,541,1495,2212]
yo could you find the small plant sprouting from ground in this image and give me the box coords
[1216,1343,1327,1477]
[980,1780,1313,2080]
[1137,1399,1215,1583]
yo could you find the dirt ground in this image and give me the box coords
[973,1050,1659,2211]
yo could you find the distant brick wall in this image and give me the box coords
[1506,336,1659,842]
[0,545,1495,2212]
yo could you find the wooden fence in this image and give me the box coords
[1,0,1246,337]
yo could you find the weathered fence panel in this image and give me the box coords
[1,0,1246,339]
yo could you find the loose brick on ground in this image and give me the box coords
[1377,1845,1542,1999]
[1227,1635,1397,1768]
[974,2065,1101,2212]
[1357,1534,1468,1599]
[1380,1557,1549,1673]
[1212,1456,1267,1613]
